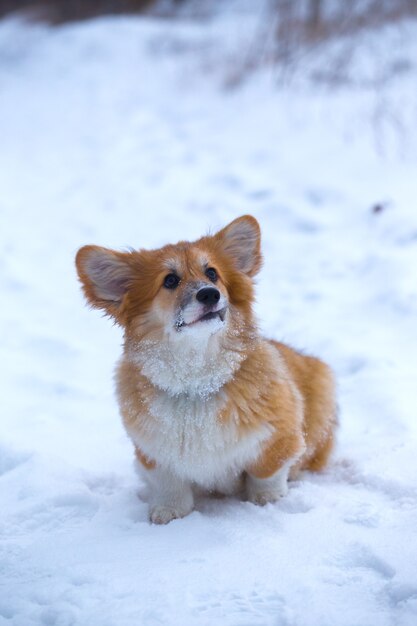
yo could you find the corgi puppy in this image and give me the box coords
[76,215,337,524]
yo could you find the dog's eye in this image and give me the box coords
[164,274,180,289]
[205,267,218,282]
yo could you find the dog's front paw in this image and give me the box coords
[246,488,286,506]
[149,504,192,525]
[246,468,290,506]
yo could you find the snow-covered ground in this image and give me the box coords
[1,8,417,626]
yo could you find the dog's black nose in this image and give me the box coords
[196,287,220,305]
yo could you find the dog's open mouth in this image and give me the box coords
[176,307,227,329]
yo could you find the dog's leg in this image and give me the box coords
[245,432,305,505]
[144,465,194,524]
[134,448,194,523]
[246,459,295,505]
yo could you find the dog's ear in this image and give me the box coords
[75,245,134,317]
[215,215,262,276]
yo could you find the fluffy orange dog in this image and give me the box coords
[76,215,337,524]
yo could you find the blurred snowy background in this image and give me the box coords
[0,1,417,625]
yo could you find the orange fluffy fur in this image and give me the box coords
[76,215,337,523]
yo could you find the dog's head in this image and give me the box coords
[76,215,262,343]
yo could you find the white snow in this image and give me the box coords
[1,6,417,626]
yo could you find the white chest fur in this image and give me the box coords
[123,323,271,490]
[126,388,272,490]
